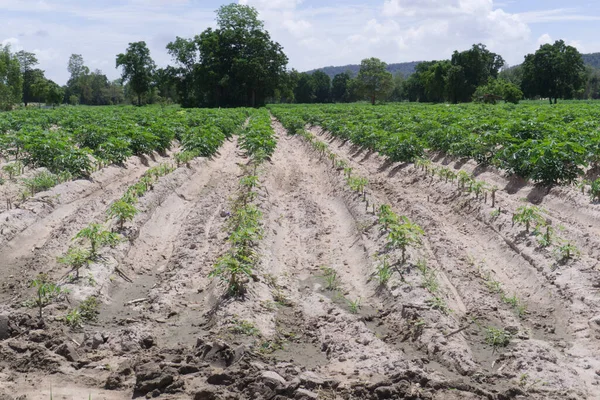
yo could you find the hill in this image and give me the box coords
[307,52,600,78]
[306,61,421,78]
[583,53,600,69]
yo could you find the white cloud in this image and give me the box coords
[537,33,553,47]
[1,37,21,49]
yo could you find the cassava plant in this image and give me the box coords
[378,204,398,231]
[74,223,122,257]
[106,200,138,230]
[386,216,425,263]
[31,274,67,321]
[58,246,92,279]
[512,205,545,234]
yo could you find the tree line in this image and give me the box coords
[0,3,598,110]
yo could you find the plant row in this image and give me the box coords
[269,102,600,186]
[210,109,277,296]
[0,106,248,179]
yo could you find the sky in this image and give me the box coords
[1,0,599,85]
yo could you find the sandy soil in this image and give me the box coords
[0,120,598,400]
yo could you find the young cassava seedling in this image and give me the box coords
[106,200,138,230]
[57,246,92,279]
[31,274,67,321]
[74,223,121,257]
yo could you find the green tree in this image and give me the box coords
[445,65,469,104]
[357,57,393,105]
[116,41,156,106]
[521,40,585,103]
[166,36,200,107]
[473,78,522,104]
[422,61,451,102]
[194,4,289,107]
[15,51,39,107]
[0,44,23,111]
[294,72,315,103]
[331,72,351,102]
[449,44,504,102]
[44,80,64,107]
[312,70,331,103]
[389,72,406,102]
[65,54,89,104]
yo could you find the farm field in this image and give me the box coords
[0,103,600,399]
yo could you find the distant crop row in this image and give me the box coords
[0,106,248,178]
[269,102,600,185]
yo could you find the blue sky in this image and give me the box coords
[1,0,599,85]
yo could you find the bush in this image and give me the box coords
[474,79,523,104]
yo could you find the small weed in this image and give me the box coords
[489,209,501,219]
[375,256,393,287]
[258,338,285,354]
[229,318,260,336]
[426,296,450,315]
[485,327,511,351]
[554,241,580,261]
[79,296,100,322]
[64,308,83,329]
[320,266,339,291]
[272,290,292,307]
[484,275,503,294]
[347,297,361,314]
[518,373,529,388]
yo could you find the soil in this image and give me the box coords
[0,120,598,400]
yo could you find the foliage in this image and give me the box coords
[31,274,66,320]
[512,205,545,233]
[74,223,122,256]
[356,58,394,105]
[106,200,138,230]
[270,102,600,186]
[0,44,23,111]
[386,216,424,263]
[116,42,156,106]
[58,246,92,279]
[522,40,585,103]
[168,4,288,107]
[317,266,338,291]
[473,79,523,104]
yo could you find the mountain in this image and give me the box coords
[307,52,600,78]
[306,61,421,78]
[583,53,600,69]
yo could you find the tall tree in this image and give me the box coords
[312,70,331,103]
[15,51,39,107]
[169,4,288,107]
[294,73,315,103]
[356,58,393,105]
[116,41,156,106]
[389,73,406,102]
[449,44,504,102]
[331,72,351,102]
[44,80,64,107]
[521,40,585,103]
[0,45,23,111]
[166,36,200,107]
[422,61,451,103]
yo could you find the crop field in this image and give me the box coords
[0,102,600,399]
